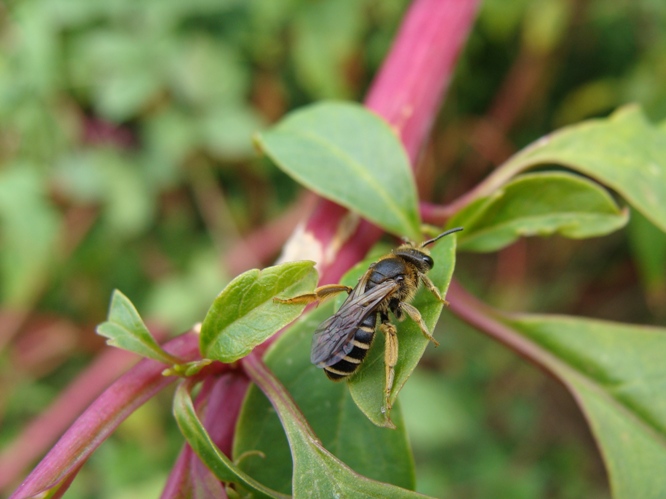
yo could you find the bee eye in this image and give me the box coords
[423,255,434,268]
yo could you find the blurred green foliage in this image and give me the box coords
[1,0,664,497]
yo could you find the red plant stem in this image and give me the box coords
[365,0,479,162]
[291,0,480,286]
[160,444,227,499]
[10,332,209,499]
[0,348,139,492]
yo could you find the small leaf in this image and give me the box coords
[172,380,290,499]
[233,304,416,495]
[451,172,628,252]
[255,101,421,240]
[477,106,666,232]
[348,233,459,427]
[96,290,181,364]
[200,261,318,363]
[496,313,666,499]
[241,354,432,498]
[163,359,213,377]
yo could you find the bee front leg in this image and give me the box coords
[419,274,449,306]
[379,319,398,427]
[398,302,440,347]
[273,284,353,305]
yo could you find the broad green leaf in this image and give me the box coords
[172,380,289,499]
[241,353,431,498]
[451,172,628,252]
[200,261,318,363]
[348,232,459,427]
[471,106,666,233]
[96,290,181,364]
[255,101,421,240]
[486,310,666,498]
[233,304,417,496]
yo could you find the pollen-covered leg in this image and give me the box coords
[379,321,398,418]
[399,302,440,347]
[419,274,449,306]
[273,284,353,305]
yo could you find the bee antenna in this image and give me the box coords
[421,227,464,248]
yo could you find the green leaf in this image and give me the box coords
[348,233,459,427]
[255,101,421,240]
[200,261,318,363]
[451,172,628,252]
[96,289,181,364]
[474,106,666,232]
[241,353,432,498]
[233,303,418,496]
[172,380,290,499]
[496,314,666,499]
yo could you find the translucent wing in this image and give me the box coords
[310,277,398,367]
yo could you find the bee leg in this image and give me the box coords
[398,302,440,347]
[419,274,449,306]
[273,284,352,305]
[379,318,398,425]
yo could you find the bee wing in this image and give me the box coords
[310,278,398,367]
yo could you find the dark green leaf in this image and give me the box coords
[255,101,421,240]
[96,289,181,364]
[241,353,432,498]
[348,233,459,427]
[172,380,289,499]
[200,261,318,363]
[233,304,419,496]
[451,172,628,252]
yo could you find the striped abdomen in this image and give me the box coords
[324,313,377,381]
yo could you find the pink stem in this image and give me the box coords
[365,0,480,161]
[0,348,139,492]
[10,332,207,499]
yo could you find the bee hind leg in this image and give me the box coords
[399,302,439,347]
[379,319,398,428]
[273,284,352,305]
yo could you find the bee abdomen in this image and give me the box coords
[324,315,376,381]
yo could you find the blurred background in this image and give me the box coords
[1,0,665,497]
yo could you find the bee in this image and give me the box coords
[275,227,463,417]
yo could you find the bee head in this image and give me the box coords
[394,228,463,273]
[392,245,434,272]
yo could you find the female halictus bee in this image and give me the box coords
[275,227,463,417]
